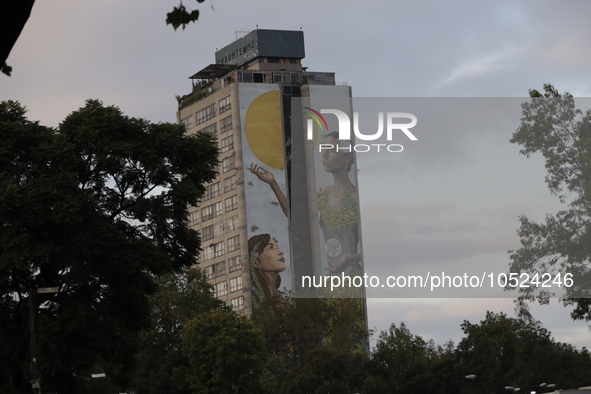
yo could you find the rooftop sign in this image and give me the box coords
[215,29,305,66]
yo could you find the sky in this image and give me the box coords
[3,0,591,352]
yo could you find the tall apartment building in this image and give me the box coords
[177,29,364,316]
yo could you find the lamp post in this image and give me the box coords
[29,286,59,394]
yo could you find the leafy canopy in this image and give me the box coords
[457,311,591,392]
[133,268,226,394]
[252,295,369,394]
[0,99,217,393]
[509,84,591,320]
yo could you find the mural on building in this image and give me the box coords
[303,87,364,282]
[240,86,291,307]
[316,131,362,276]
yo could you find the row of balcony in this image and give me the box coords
[177,70,339,109]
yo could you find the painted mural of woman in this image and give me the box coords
[318,132,362,274]
[248,233,286,302]
[249,130,362,275]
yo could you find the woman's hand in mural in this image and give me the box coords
[249,163,275,185]
[249,162,289,218]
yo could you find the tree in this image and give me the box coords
[456,311,591,393]
[364,322,455,394]
[181,308,267,394]
[1,0,207,76]
[0,99,218,393]
[132,268,225,394]
[252,295,369,394]
[509,84,591,320]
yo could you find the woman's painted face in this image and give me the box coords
[257,239,286,272]
[321,135,349,173]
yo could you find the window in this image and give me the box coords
[202,224,214,241]
[213,282,227,298]
[228,256,242,273]
[227,235,240,253]
[202,182,220,202]
[197,123,217,137]
[220,135,234,153]
[214,202,223,217]
[188,210,199,227]
[223,175,237,193]
[201,202,223,222]
[230,276,243,293]
[213,220,224,238]
[214,261,226,278]
[225,214,239,233]
[213,241,225,257]
[201,205,213,222]
[219,96,231,114]
[202,247,214,262]
[196,103,216,125]
[203,264,214,280]
[222,156,235,173]
[220,116,233,133]
[203,261,225,280]
[225,195,238,213]
[230,296,244,311]
[181,115,194,129]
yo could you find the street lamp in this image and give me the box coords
[29,286,59,394]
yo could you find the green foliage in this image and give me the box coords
[181,308,267,394]
[252,295,369,394]
[364,322,455,394]
[509,84,591,319]
[1,62,11,76]
[178,88,207,110]
[0,99,218,393]
[456,311,591,392]
[166,0,206,31]
[132,268,224,394]
[365,312,591,393]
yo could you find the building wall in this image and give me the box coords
[177,31,364,324]
[181,81,252,315]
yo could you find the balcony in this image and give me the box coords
[177,69,339,110]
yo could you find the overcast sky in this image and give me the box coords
[3,0,591,352]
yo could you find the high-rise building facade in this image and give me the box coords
[177,29,364,316]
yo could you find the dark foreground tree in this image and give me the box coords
[0,99,218,393]
[1,0,207,76]
[132,268,225,394]
[181,308,267,394]
[364,322,455,394]
[252,295,369,394]
[456,311,591,393]
[509,84,591,320]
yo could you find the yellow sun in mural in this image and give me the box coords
[245,90,284,170]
